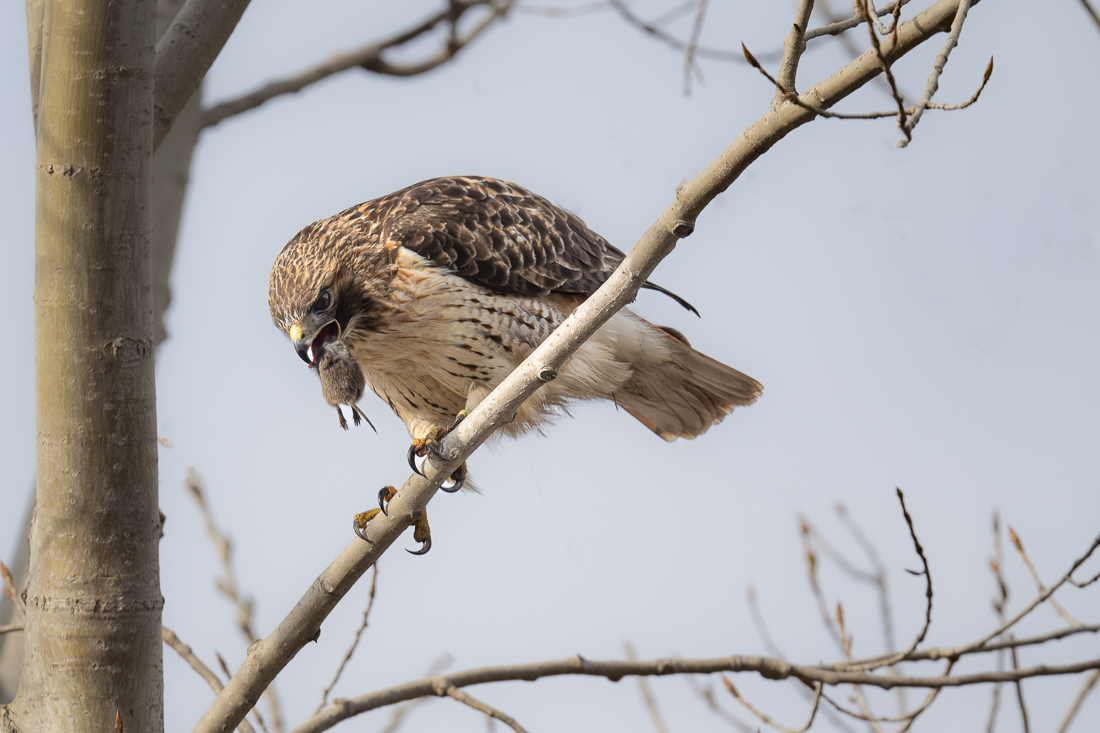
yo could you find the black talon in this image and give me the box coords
[406,537,431,556]
[353,517,372,543]
[377,487,391,516]
[440,474,464,493]
[407,443,424,476]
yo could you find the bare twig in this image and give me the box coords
[442,684,529,733]
[0,624,23,635]
[746,585,786,659]
[777,0,816,94]
[0,562,24,620]
[1056,670,1100,733]
[901,0,972,142]
[684,676,755,732]
[196,6,993,730]
[816,659,953,726]
[683,0,709,95]
[186,469,283,733]
[987,511,1009,733]
[315,564,379,713]
[806,0,912,39]
[625,642,668,733]
[1010,641,1030,733]
[857,0,911,143]
[1009,525,1081,627]
[162,626,257,733]
[722,676,822,733]
[608,0,764,62]
[376,654,455,733]
[202,1,513,128]
[514,2,609,16]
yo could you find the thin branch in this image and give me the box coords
[987,511,1009,733]
[316,564,379,713]
[162,626,257,733]
[625,642,668,733]
[376,654,455,733]
[1056,670,1100,733]
[1009,525,1081,627]
[294,653,1100,733]
[722,676,822,733]
[0,624,23,636]
[684,676,755,732]
[805,0,912,39]
[153,0,252,149]
[514,2,610,16]
[0,562,24,620]
[901,0,972,141]
[683,0,709,95]
[1010,641,1030,733]
[777,0,816,94]
[442,684,529,733]
[607,0,765,63]
[857,0,911,143]
[817,659,953,725]
[186,469,283,733]
[195,5,990,731]
[203,0,512,128]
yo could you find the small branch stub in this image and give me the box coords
[538,367,558,382]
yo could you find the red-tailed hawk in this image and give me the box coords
[269,176,761,546]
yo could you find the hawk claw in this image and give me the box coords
[353,507,383,543]
[407,442,425,476]
[406,537,431,556]
[440,461,468,494]
[378,485,397,516]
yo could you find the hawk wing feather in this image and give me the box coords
[375,177,698,315]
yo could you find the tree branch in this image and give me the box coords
[162,627,258,733]
[201,0,512,129]
[292,652,1100,732]
[442,684,529,733]
[193,3,985,731]
[153,0,253,150]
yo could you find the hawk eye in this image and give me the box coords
[312,290,331,312]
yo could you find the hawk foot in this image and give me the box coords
[355,486,397,540]
[406,411,470,492]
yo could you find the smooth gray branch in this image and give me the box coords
[154,0,252,150]
[805,0,913,39]
[902,0,971,140]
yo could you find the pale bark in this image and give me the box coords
[6,0,163,730]
[153,0,251,150]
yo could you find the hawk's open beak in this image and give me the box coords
[289,324,311,364]
[289,320,341,366]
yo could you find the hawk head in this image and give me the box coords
[268,218,395,367]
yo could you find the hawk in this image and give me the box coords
[269,176,761,549]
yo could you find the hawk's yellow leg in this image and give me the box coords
[353,485,433,555]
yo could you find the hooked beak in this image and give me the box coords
[289,324,311,364]
[289,320,341,366]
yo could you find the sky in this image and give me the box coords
[1,1,1099,732]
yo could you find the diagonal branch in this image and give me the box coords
[202,0,513,129]
[153,0,253,150]
[162,626,257,733]
[441,684,529,733]
[193,3,985,731]
[902,0,972,138]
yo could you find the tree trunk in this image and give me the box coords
[7,0,163,729]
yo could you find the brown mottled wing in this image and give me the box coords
[377,176,623,296]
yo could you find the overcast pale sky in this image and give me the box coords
[1,1,1098,731]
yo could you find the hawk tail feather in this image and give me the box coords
[616,328,761,441]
